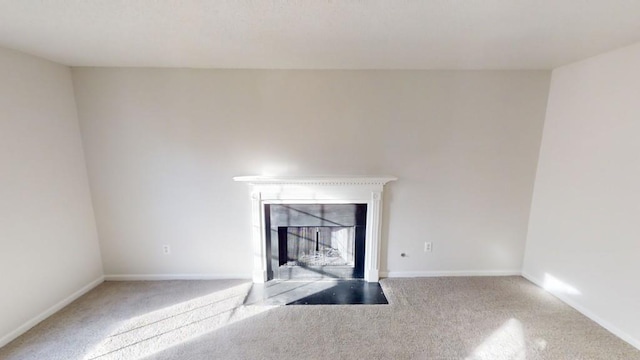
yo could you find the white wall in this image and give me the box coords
[71,69,550,279]
[0,48,103,346]
[523,42,640,349]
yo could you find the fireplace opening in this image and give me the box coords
[279,226,355,267]
[265,204,366,280]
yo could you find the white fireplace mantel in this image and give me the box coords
[234,175,397,283]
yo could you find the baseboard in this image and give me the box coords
[104,273,252,281]
[381,269,522,278]
[522,272,640,351]
[0,275,104,348]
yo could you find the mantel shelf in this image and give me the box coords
[233,175,397,186]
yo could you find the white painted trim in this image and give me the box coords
[522,272,640,351]
[381,270,522,278]
[0,276,104,348]
[104,273,252,281]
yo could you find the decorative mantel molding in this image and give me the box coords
[233,175,397,186]
[234,175,397,283]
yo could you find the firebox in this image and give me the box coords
[265,204,366,280]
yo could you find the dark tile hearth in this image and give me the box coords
[244,280,388,306]
[287,280,388,305]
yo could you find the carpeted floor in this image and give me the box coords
[1,276,638,360]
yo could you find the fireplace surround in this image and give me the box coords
[268,203,366,280]
[234,176,397,283]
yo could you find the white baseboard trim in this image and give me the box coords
[0,275,104,348]
[104,273,252,281]
[522,272,640,351]
[381,270,522,278]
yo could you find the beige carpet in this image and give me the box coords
[1,277,638,360]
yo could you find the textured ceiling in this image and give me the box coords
[0,0,639,69]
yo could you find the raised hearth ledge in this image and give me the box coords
[234,175,397,283]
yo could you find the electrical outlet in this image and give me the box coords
[424,242,433,253]
[162,245,171,255]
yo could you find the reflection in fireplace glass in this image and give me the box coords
[282,226,355,267]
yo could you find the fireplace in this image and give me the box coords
[234,176,397,283]
[266,204,366,280]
